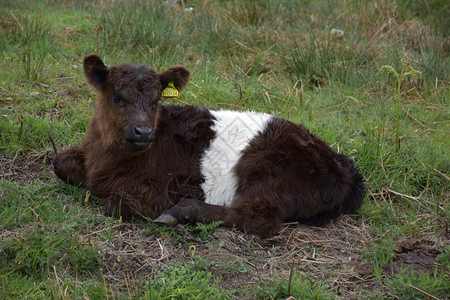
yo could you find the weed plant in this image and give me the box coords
[380,58,422,150]
[0,0,448,299]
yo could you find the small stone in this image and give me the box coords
[330,28,344,39]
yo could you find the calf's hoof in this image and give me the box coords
[154,213,179,226]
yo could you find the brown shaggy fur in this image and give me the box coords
[54,54,365,238]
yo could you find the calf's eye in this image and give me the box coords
[112,90,125,105]
[152,94,162,108]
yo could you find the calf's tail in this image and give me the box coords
[48,133,58,154]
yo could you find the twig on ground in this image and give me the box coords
[405,284,441,300]
[287,258,295,295]
[83,223,126,238]
[229,254,256,268]
[29,206,41,223]
[386,188,421,201]
[433,168,450,181]
[265,91,272,105]
[10,12,23,31]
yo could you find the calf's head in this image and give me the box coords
[83,54,190,151]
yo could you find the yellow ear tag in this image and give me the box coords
[161,82,180,98]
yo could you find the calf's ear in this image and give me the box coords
[83,54,108,90]
[159,66,190,91]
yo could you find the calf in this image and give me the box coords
[54,54,365,238]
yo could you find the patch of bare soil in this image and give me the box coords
[382,234,446,276]
[0,152,50,185]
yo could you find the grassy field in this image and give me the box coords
[0,0,449,298]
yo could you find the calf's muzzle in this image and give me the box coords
[125,124,155,151]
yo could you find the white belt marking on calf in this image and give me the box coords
[200,110,272,207]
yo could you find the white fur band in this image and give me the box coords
[200,110,272,207]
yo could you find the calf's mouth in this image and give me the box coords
[125,125,155,151]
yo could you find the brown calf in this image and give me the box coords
[54,54,365,238]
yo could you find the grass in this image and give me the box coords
[0,0,449,299]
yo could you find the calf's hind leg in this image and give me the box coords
[155,196,283,238]
[53,146,87,187]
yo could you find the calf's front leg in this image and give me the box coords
[54,146,86,187]
[155,196,283,238]
[103,187,175,221]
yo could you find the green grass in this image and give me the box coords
[144,261,236,299]
[249,270,335,299]
[0,0,449,299]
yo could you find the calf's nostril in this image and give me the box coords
[134,126,152,137]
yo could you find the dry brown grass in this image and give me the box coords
[84,212,447,298]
